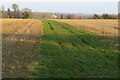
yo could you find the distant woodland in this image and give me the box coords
[0,4,118,19]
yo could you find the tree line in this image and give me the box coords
[0,4,118,19]
[93,14,117,19]
[0,4,32,19]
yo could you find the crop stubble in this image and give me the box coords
[2,19,43,78]
[52,19,118,45]
[52,19,118,35]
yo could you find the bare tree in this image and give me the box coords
[7,8,11,18]
[1,5,5,18]
[67,14,79,19]
[1,5,5,12]
[60,14,64,19]
[93,14,102,19]
[12,4,19,18]
[21,8,32,19]
[12,4,19,12]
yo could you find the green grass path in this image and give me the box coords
[28,20,118,78]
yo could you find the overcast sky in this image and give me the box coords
[0,1,118,14]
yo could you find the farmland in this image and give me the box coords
[28,20,118,78]
[2,19,119,78]
[52,19,118,36]
[2,19,43,78]
[52,19,118,46]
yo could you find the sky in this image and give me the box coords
[1,0,119,2]
[0,0,119,14]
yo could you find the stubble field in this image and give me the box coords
[52,19,118,36]
[52,19,118,46]
[2,19,43,78]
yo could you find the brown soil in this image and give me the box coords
[2,19,43,78]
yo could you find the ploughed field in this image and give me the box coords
[2,19,43,78]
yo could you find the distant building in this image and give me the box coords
[51,14,57,19]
